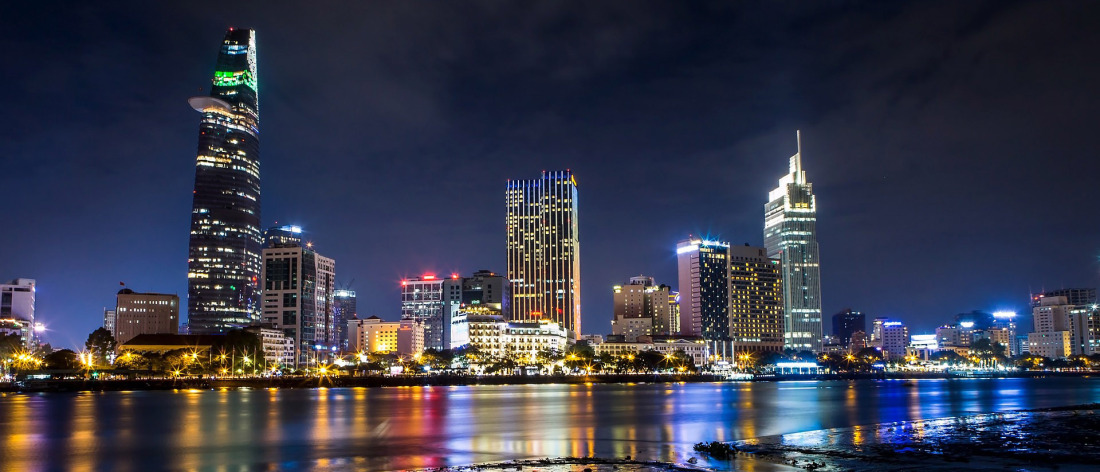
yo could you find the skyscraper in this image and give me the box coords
[832,308,865,347]
[400,275,452,350]
[333,289,357,351]
[764,131,823,352]
[506,171,581,337]
[729,245,785,354]
[186,28,262,335]
[677,238,732,356]
[260,227,335,367]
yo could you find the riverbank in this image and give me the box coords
[727,403,1100,471]
[0,373,722,392]
[2,370,1094,392]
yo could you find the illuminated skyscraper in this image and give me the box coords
[677,238,732,356]
[506,171,581,337]
[260,228,335,367]
[333,289,357,351]
[729,245,784,354]
[186,28,262,334]
[764,131,823,352]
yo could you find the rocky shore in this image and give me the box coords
[731,403,1100,471]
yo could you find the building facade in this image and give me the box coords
[260,230,336,367]
[186,28,262,335]
[611,276,671,342]
[333,289,357,351]
[728,245,785,354]
[506,171,581,337]
[832,309,865,347]
[764,132,823,352]
[400,275,451,350]
[114,289,180,344]
[676,238,732,357]
[0,279,35,348]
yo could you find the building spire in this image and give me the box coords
[789,130,804,183]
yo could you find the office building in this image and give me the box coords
[460,270,510,312]
[263,225,302,248]
[114,289,180,344]
[871,318,909,360]
[832,309,865,347]
[400,275,454,350]
[728,245,785,354]
[764,131,823,352]
[186,28,262,334]
[0,278,36,348]
[103,309,117,337]
[661,291,681,335]
[333,289,357,351]
[611,276,671,342]
[1032,288,1097,307]
[506,171,581,336]
[260,228,336,367]
[677,238,732,357]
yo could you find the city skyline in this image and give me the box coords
[3,2,1100,348]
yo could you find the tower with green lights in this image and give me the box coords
[185,28,262,334]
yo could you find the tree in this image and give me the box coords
[85,328,117,365]
[0,333,23,358]
[635,350,665,373]
[45,349,81,370]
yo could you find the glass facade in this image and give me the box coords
[186,29,262,334]
[764,131,823,352]
[505,171,581,337]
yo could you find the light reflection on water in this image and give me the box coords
[0,377,1097,470]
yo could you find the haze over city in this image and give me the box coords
[2,1,1098,348]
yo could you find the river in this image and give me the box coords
[1,377,1098,471]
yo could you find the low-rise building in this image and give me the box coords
[1028,331,1072,359]
[114,289,180,344]
[347,316,424,357]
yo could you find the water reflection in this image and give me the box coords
[0,377,1097,470]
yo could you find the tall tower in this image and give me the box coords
[186,28,262,334]
[729,245,785,354]
[764,131,823,352]
[506,171,581,337]
[677,238,732,357]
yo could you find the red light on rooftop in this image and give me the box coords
[451,273,459,279]
[423,275,436,280]
[401,281,407,286]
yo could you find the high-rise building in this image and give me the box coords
[103,309,117,336]
[460,270,510,312]
[832,309,865,347]
[1029,295,1098,357]
[186,28,262,335]
[677,238,732,357]
[870,318,909,360]
[506,171,581,337]
[260,227,335,367]
[400,275,453,350]
[333,289,357,351]
[663,291,681,335]
[729,245,785,354]
[1032,288,1097,307]
[611,276,671,342]
[114,289,180,344]
[264,225,302,249]
[764,131,823,352]
[0,278,35,348]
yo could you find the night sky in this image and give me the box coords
[3,1,1098,349]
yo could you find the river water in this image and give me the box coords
[1,377,1098,471]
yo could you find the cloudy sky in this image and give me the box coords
[2,1,1098,348]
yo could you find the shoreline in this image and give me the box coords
[1,370,1094,393]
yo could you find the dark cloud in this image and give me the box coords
[1,1,1097,345]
